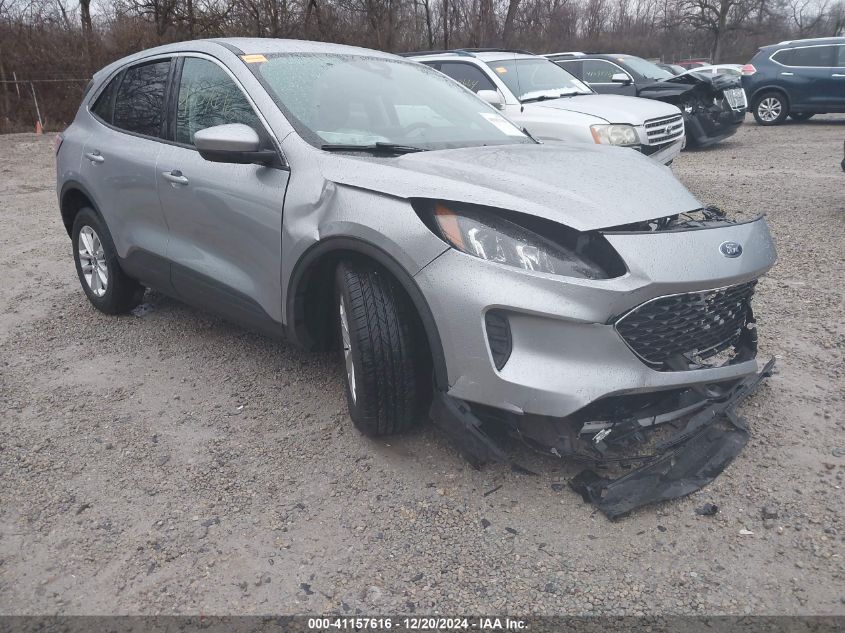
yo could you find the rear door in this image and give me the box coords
[777,45,837,109]
[156,55,290,329]
[82,58,173,290]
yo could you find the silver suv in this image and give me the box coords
[57,39,776,512]
[409,50,685,165]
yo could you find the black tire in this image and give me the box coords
[788,112,815,122]
[72,207,144,314]
[335,259,425,437]
[752,91,789,125]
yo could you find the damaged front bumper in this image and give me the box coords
[569,357,775,518]
[430,358,775,518]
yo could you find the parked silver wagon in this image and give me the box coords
[57,39,777,516]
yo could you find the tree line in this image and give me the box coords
[1,0,843,130]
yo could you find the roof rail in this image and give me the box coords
[543,52,585,58]
[399,47,536,58]
[397,49,476,58]
[776,36,845,45]
[459,47,536,55]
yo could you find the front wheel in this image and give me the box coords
[753,92,789,125]
[335,260,426,437]
[788,112,815,122]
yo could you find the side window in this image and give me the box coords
[113,60,171,137]
[91,75,120,124]
[176,57,262,145]
[837,45,845,67]
[556,60,583,79]
[789,46,835,67]
[437,62,497,93]
[582,60,623,83]
[771,49,793,65]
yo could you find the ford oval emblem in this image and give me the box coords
[720,241,743,258]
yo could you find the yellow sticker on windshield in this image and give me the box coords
[241,54,267,64]
[494,66,508,74]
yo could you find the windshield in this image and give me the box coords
[485,57,592,101]
[246,53,531,151]
[618,56,674,81]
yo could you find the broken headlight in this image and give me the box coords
[590,124,638,146]
[432,203,603,278]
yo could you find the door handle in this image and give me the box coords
[84,150,104,164]
[833,73,845,78]
[780,72,794,76]
[162,170,189,186]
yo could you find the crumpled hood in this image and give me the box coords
[664,72,742,92]
[319,143,702,232]
[530,93,680,123]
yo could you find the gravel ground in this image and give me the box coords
[1,117,844,616]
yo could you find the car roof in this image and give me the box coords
[91,38,399,83]
[764,36,845,49]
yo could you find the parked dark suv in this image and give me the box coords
[742,37,845,125]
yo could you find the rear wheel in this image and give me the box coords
[753,92,789,125]
[335,259,425,437]
[72,207,144,314]
[788,112,815,122]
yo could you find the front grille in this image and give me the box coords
[644,114,685,146]
[614,282,756,368]
[724,87,747,111]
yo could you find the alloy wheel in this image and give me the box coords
[758,97,782,122]
[78,225,108,297]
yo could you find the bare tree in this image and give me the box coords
[679,0,755,61]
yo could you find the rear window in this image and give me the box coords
[113,60,171,138]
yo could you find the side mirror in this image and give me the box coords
[194,123,276,165]
[477,89,505,110]
[611,73,633,85]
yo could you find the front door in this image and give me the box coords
[582,60,637,96]
[156,56,290,330]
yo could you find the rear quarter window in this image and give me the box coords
[91,75,120,124]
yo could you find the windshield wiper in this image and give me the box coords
[520,91,581,103]
[320,142,426,154]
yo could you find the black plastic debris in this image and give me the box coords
[570,358,775,520]
[695,503,719,516]
[429,392,506,468]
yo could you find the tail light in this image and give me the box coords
[54,133,64,156]
[741,64,756,76]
